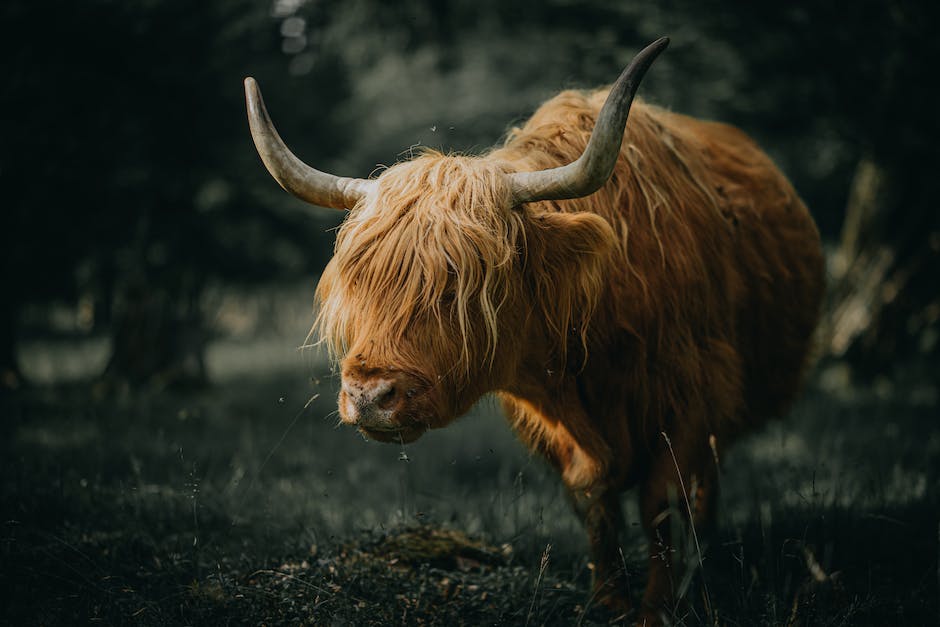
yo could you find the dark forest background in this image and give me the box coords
[1,1,938,625]
[2,0,938,386]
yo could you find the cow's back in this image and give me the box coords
[497,90,825,441]
[612,103,825,432]
[668,112,826,424]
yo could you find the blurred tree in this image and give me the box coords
[680,0,940,375]
[2,0,349,388]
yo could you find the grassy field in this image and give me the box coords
[1,337,937,625]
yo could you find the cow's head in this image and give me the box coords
[245,39,668,443]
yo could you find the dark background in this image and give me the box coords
[1,1,938,624]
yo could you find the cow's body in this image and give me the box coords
[495,90,824,488]
[487,91,824,618]
[246,41,825,621]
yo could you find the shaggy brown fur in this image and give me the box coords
[317,88,825,622]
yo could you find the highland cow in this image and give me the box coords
[245,38,825,621]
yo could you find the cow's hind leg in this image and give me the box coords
[567,484,631,614]
[637,432,718,624]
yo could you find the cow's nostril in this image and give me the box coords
[375,384,398,409]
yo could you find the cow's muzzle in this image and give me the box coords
[338,368,430,443]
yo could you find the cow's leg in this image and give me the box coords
[500,391,628,611]
[637,433,718,624]
[566,483,630,613]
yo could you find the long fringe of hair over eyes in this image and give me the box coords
[314,154,528,375]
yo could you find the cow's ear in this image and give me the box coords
[526,210,617,270]
[523,210,616,345]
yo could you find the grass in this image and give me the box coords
[1,341,937,625]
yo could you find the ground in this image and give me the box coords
[1,334,937,625]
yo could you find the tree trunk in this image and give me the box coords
[0,303,22,390]
[103,279,208,390]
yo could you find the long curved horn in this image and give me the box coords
[509,37,669,205]
[244,77,373,210]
